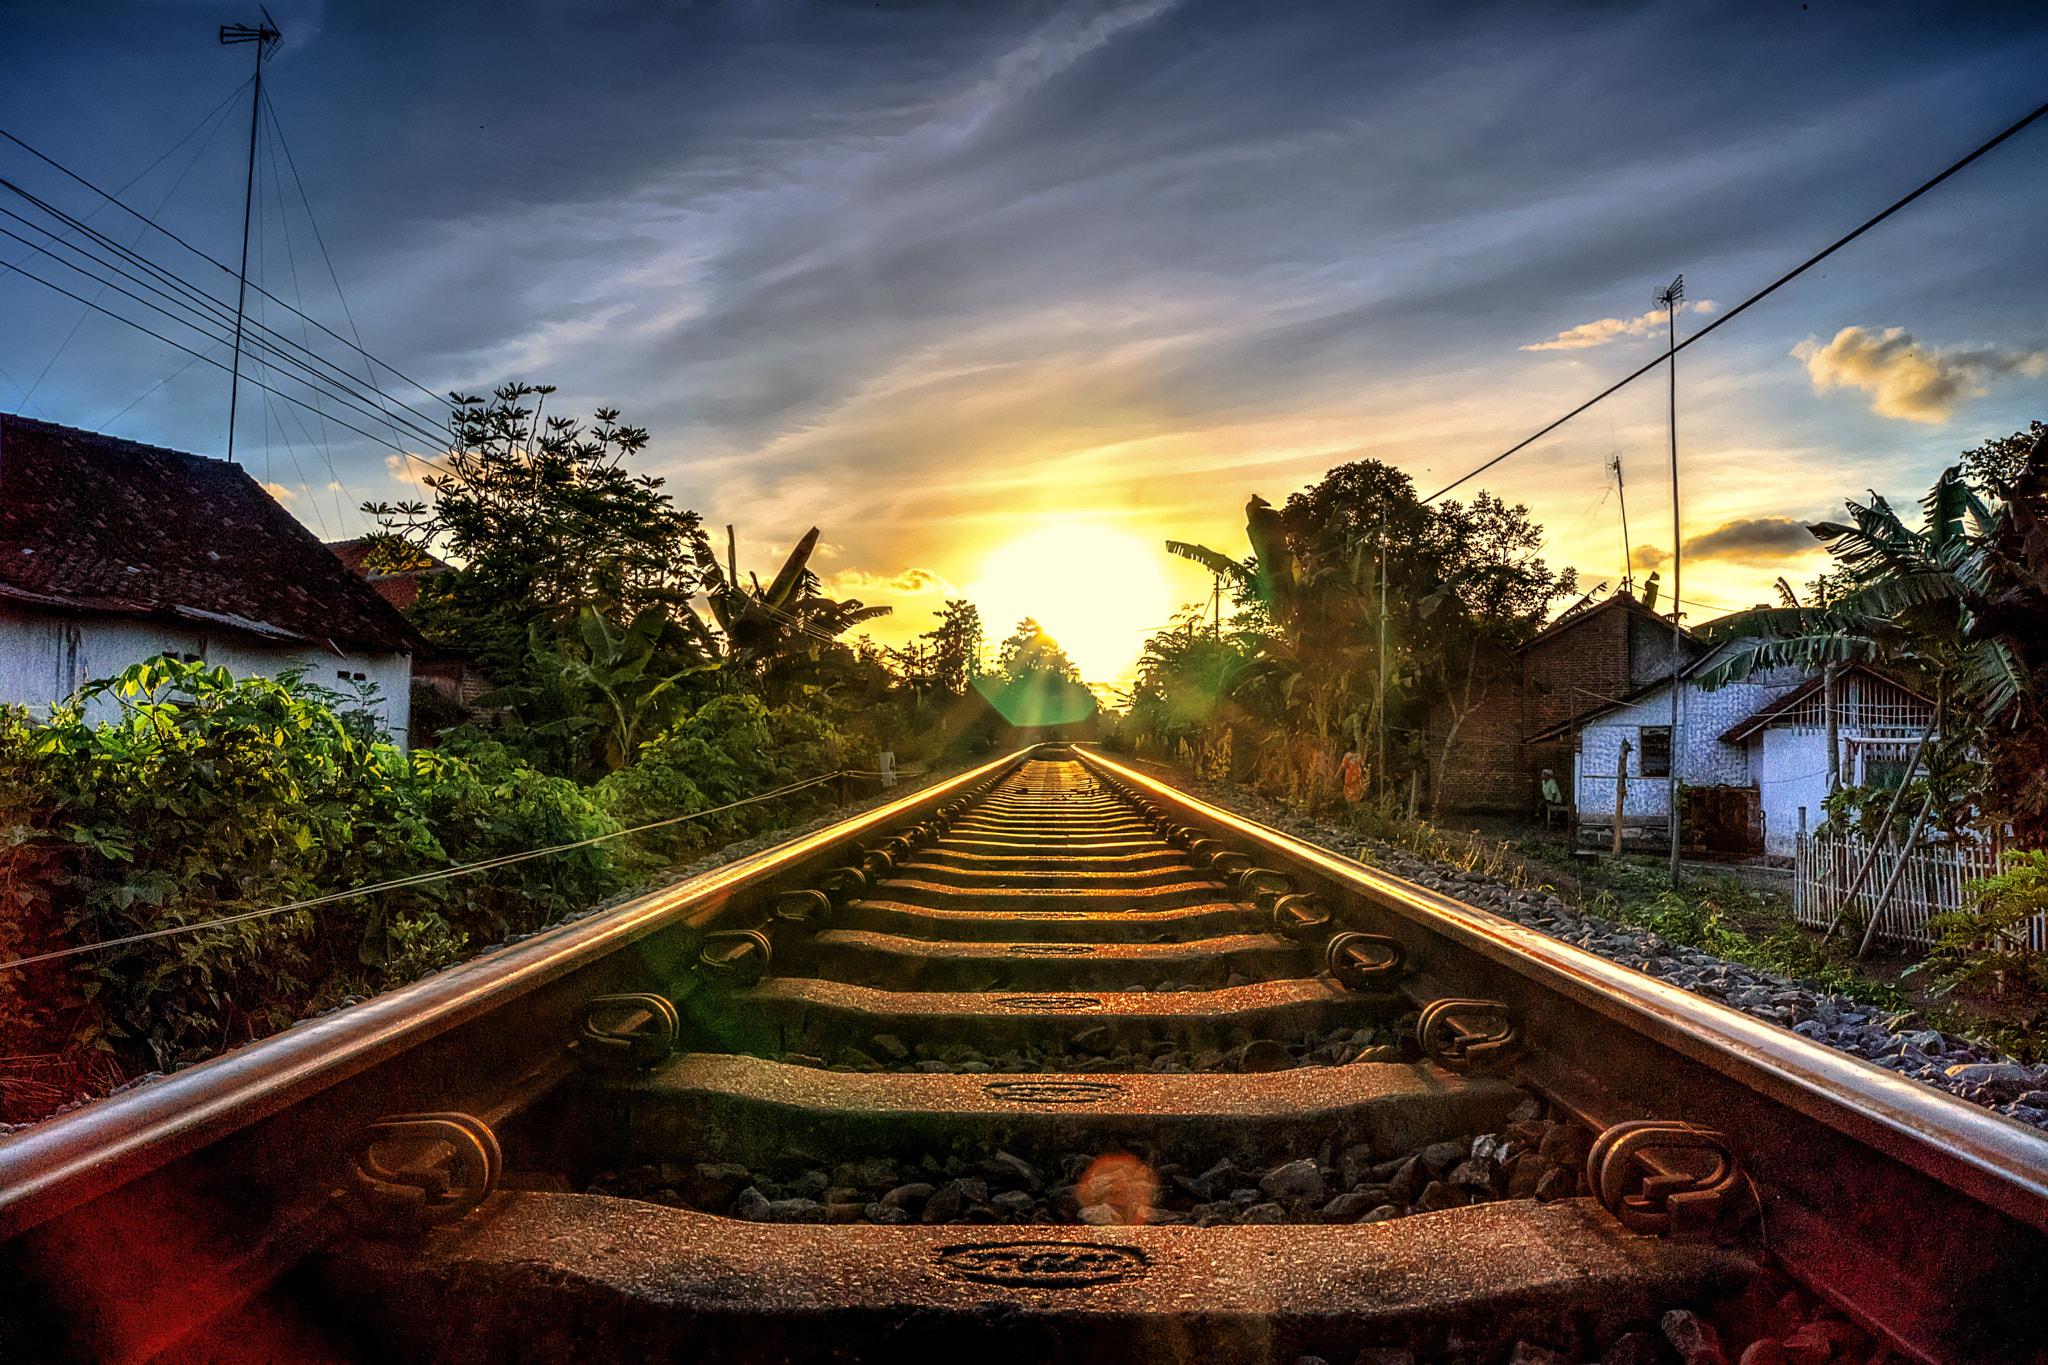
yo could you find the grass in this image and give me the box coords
[1343,807,1909,1013]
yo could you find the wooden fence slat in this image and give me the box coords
[1791,834,2040,951]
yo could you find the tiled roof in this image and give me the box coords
[0,414,423,654]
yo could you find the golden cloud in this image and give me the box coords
[1522,300,1715,351]
[1793,326,2046,424]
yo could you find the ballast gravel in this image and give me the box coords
[1129,763,2048,1135]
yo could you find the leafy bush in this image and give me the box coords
[408,730,623,943]
[0,660,629,1102]
[0,659,444,1079]
[1913,849,2048,998]
[597,695,846,868]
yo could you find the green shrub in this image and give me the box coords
[0,659,631,1092]
[1912,849,2048,998]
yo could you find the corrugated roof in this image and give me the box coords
[0,414,423,654]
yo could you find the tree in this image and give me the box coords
[364,383,710,684]
[996,618,1081,683]
[1413,492,1576,813]
[1697,431,2048,840]
[680,525,891,703]
[1960,420,2047,494]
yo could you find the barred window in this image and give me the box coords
[1639,726,1671,777]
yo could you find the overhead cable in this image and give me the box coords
[1423,92,2048,505]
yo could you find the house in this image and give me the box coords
[1425,587,1705,813]
[1717,665,1938,855]
[0,414,423,743]
[326,536,450,613]
[1541,638,1803,852]
[1543,639,1934,856]
[325,537,498,723]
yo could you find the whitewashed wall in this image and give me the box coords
[1571,669,1800,818]
[0,605,412,746]
[1758,728,1832,855]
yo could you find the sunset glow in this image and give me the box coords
[967,522,1178,683]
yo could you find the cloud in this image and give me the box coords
[825,566,958,598]
[1522,300,1715,351]
[383,452,442,491]
[1793,327,2047,423]
[260,481,297,505]
[1681,517,1821,561]
[1630,543,1668,571]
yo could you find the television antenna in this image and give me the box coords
[218,9,283,464]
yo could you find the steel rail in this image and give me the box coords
[1081,748,2048,1226]
[0,748,1031,1242]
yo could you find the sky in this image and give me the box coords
[3,0,2046,683]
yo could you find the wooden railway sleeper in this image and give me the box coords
[1417,997,1520,1074]
[1588,1119,1744,1242]
[576,993,680,1072]
[343,1111,502,1232]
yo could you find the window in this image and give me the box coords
[1638,726,1671,777]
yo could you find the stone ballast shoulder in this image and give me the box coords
[1132,766,2048,1136]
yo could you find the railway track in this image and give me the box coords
[4,745,2046,1364]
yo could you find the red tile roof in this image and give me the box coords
[0,414,423,654]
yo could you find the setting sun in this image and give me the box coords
[966,522,1180,683]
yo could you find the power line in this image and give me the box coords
[0,125,450,411]
[0,222,447,455]
[0,255,434,456]
[5,180,452,452]
[1423,92,2048,506]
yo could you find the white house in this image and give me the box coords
[0,414,422,743]
[1552,639,1935,856]
[1717,666,1938,855]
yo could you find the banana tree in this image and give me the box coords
[683,525,892,693]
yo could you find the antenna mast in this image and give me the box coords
[1610,453,1632,594]
[1654,273,1685,886]
[219,12,282,464]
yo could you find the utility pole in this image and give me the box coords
[219,13,281,465]
[1655,274,1685,887]
[1377,503,1390,808]
[1610,453,1632,595]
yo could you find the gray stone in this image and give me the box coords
[1240,1201,1287,1224]
[869,1033,909,1060]
[990,1189,1036,1220]
[1260,1158,1327,1203]
[980,1150,1043,1191]
[765,1197,824,1223]
[1076,1202,1120,1225]
[1944,1061,2039,1098]
[879,1182,933,1212]
[730,1187,771,1221]
[1319,1192,1378,1220]
[1661,1308,1727,1365]
[1358,1204,1402,1223]
[1509,1343,1571,1365]
[1602,1331,1675,1365]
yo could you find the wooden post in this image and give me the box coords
[1612,738,1632,857]
[1824,663,1840,793]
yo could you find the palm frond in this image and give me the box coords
[1834,570,1960,618]
[1956,639,2027,720]
[1922,466,1975,557]
[1694,633,1883,690]
[1166,541,1258,592]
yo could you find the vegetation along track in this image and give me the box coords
[4,746,2047,1365]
